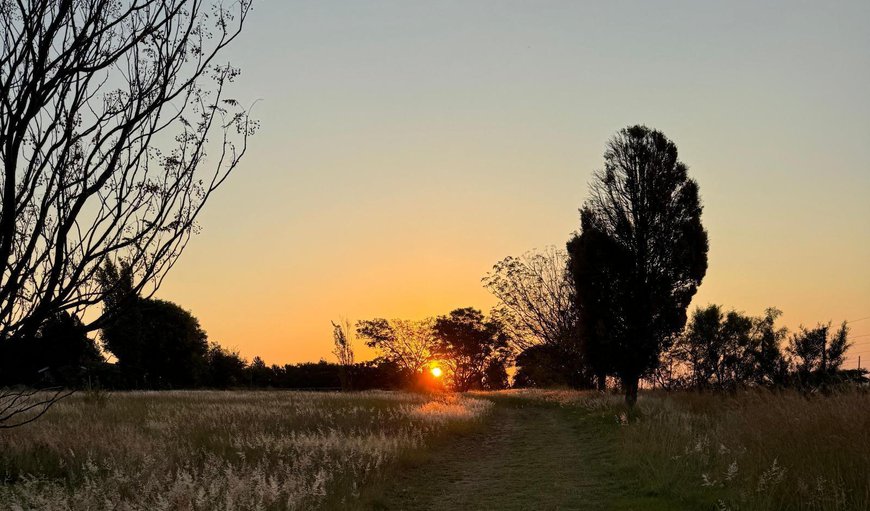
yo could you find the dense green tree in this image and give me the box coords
[205,343,247,388]
[567,125,708,405]
[99,261,208,388]
[669,305,788,390]
[513,344,594,388]
[788,322,852,385]
[0,311,102,386]
[432,308,510,392]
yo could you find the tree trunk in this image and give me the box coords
[624,375,639,406]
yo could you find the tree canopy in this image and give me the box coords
[567,125,709,404]
[665,305,789,390]
[356,318,437,375]
[432,308,510,392]
[99,261,208,388]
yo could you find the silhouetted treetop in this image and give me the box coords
[432,308,510,392]
[356,318,436,374]
[568,125,708,405]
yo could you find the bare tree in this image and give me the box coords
[482,246,576,351]
[0,0,255,346]
[0,387,72,429]
[331,319,355,390]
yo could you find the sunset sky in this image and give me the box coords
[159,0,870,367]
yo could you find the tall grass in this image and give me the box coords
[0,390,491,510]
[612,389,870,510]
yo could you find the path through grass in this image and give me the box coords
[366,394,681,511]
[365,390,870,511]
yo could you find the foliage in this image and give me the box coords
[513,344,596,389]
[100,262,209,388]
[0,0,254,343]
[204,343,248,388]
[483,246,595,388]
[356,318,437,374]
[483,359,510,390]
[0,312,102,387]
[567,125,709,404]
[432,308,511,391]
[666,305,789,390]
[650,307,861,392]
[246,356,273,387]
[787,322,852,386]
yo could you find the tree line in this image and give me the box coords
[0,260,419,391]
[4,125,864,399]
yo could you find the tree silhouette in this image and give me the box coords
[0,311,102,386]
[567,125,708,405]
[483,247,578,352]
[483,247,594,387]
[356,318,437,375]
[668,305,788,390]
[788,322,852,385]
[99,261,208,388]
[0,0,254,346]
[432,308,510,392]
[204,342,247,388]
[331,319,355,390]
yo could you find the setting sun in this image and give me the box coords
[430,367,443,378]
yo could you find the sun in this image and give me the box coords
[430,366,443,378]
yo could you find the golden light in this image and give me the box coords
[430,366,443,378]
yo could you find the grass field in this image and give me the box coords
[0,391,491,510]
[1,389,867,510]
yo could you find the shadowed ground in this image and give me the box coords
[367,397,624,511]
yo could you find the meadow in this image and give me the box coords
[0,389,867,510]
[612,389,870,510]
[509,389,870,510]
[0,391,491,510]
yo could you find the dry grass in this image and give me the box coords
[486,388,870,509]
[607,389,870,510]
[2,388,865,510]
[0,390,492,510]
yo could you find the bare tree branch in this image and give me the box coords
[0,0,256,344]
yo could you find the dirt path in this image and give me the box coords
[370,398,620,510]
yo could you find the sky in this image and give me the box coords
[158,0,870,367]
